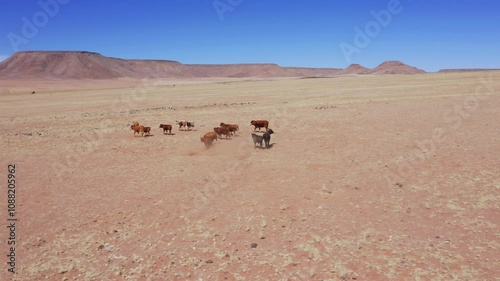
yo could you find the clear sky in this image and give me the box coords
[1,0,499,72]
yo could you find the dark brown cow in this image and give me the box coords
[220,123,239,135]
[263,129,274,148]
[143,126,151,136]
[214,126,231,139]
[159,124,172,134]
[200,132,218,148]
[250,120,269,132]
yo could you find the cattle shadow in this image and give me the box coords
[253,143,276,149]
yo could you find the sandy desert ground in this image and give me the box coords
[0,72,499,280]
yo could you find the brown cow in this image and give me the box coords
[214,126,231,139]
[200,132,218,148]
[159,124,172,134]
[130,121,151,137]
[131,124,145,137]
[220,123,239,136]
[250,120,269,132]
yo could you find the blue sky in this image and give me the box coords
[1,0,499,72]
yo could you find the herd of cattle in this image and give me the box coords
[130,119,274,149]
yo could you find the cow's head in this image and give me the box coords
[267,129,274,135]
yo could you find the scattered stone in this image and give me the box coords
[251,243,258,248]
[321,184,332,194]
[206,260,213,264]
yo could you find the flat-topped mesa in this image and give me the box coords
[0,51,121,79]
[15,50,101,55]
[438,68,500,72]
[0,51,186,79]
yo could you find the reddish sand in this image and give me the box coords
[0,70,498,280]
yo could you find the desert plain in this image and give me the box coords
[0,71,499,280]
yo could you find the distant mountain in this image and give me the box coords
[338,64,370,75]
[0,51,434,80]
[438,68,500,72]
[363,61,425,75]
[0,51,342,80]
